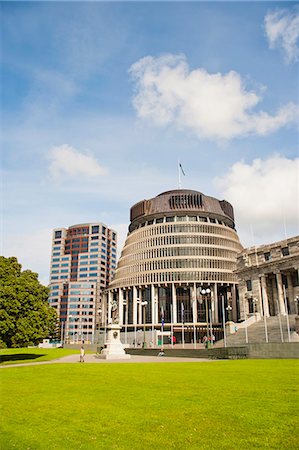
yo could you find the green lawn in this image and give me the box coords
[0,347,79,365]
[1,360,298,449]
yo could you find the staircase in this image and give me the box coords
[223,315,298,346]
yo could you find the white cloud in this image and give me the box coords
[215,155,299,246]
[48,144,108,180]
[129,54,298,140]
[265,7,299,63]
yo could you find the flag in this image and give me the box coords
[161,306,165,327]
[179,163,186,176]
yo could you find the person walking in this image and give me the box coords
[79,346,85,363]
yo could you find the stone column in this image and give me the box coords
[192,283,197,323]
[260,275,270,317]
[118,288,124,325]
[172,283,177,323]
[286,273,295,313]
[133,286,138,325]
[137,289,142,325]
[276,272,286,315]
[231,284,237,323]
[151,284,156,324]
[108,290,113,322]
[212,283,219,323]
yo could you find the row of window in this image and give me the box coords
[124,235,241,253]
[51,275,68,280]
[118,246,237,267]
[131,215,233,229]
[120,258,236,274]
[110,270,237,289]
[128,222,236,243]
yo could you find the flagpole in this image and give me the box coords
[161,306,164,352]
[170,303,174,349]
[178,160,181,189]
[181,302,185,349]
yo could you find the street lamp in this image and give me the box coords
[252,297,258,314]
[226,305,233,321]
[200,288,211,345]
[141,301,148,348]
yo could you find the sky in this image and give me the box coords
[1,1,299,285]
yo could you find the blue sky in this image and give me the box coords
[1,1,298,284]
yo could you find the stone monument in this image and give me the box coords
[99,300,131,360]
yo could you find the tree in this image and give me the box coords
[0,256,58,348]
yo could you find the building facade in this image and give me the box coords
[106,189,243,345]
[48,223,117,343]
[236,236,299,319]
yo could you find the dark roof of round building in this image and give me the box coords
[129,189,235,231]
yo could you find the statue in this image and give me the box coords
[111,300,119,324]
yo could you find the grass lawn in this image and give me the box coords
[0,348,80,365]
[1,360,298,449]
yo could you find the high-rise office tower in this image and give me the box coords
[48,223,117,343]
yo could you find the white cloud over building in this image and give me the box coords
[130,54,298,140]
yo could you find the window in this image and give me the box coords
[51,276,59,280]
[102,226,106,234]
[61,263,69,267]
[91,236,98,240]
[52,264,59,268]
[156,218,163,223]
[246,280,252,291]
[264,252,271,261]
[55,230,62,239]
[52,258,59,262]
[80,255,89,259]
[53,246,61,250]
[60,275,68,279]
[62,257,69,261]
[53,252,60,256]
[90,242,98,247]
[90,248,98,252]
[281,247,289,257]
[80,268,88,272]
[51,270,59,274]
[92,225,99,234]
[90,260,98,265]
[61,269,68,273]
[54,240,61,244]
[112,232,116,241]
[90,267,97,271]
[90,254,98,258]
[166,217,174,222]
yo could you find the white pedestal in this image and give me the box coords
[99,324,131,360]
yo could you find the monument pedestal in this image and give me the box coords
[99,324,131,360]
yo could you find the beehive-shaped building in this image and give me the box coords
[106,189,243,344]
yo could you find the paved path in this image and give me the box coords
[1,353,215,368]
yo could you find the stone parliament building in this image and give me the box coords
[236,236,299,318]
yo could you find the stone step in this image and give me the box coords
[220,315,297,346]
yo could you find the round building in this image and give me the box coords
[106,189,243,345]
